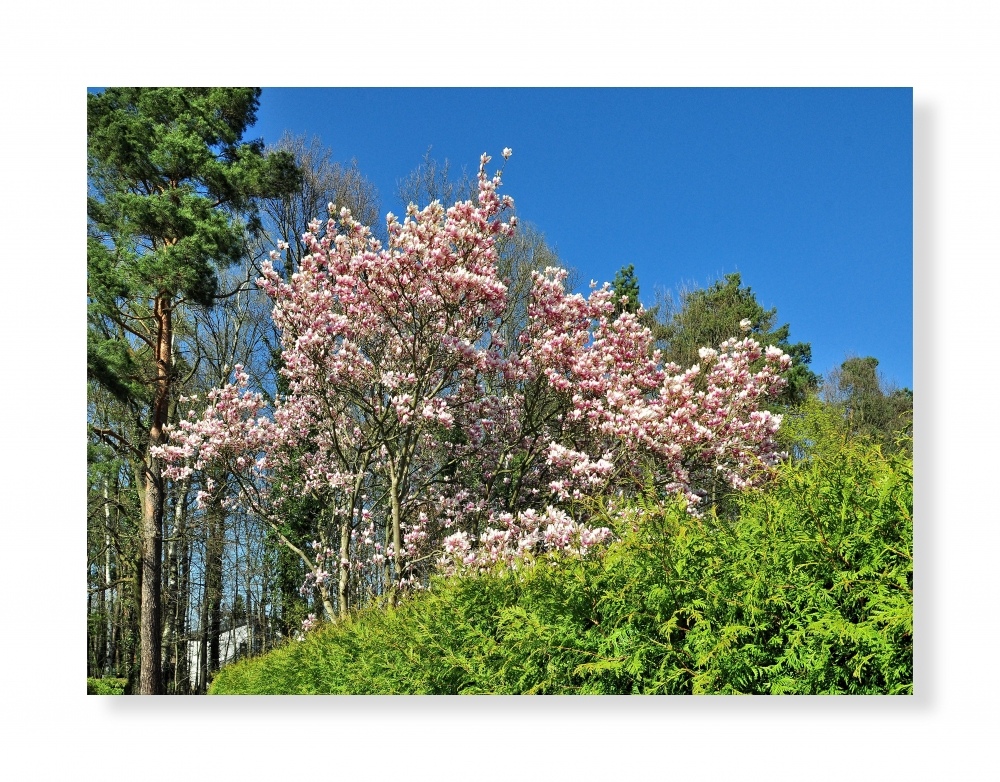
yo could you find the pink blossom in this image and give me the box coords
[157,146,791,608]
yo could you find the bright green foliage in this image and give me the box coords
[209,563,609,694]
[671,446,911,693]
[87,677,128,695]
[210,427,911,695]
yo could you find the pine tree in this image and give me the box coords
[654,272,819,405]
[87,88,299,693]
[611,264,642,317]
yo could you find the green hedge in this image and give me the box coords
[211,434,911,695]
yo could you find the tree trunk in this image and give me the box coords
[206,494,225,677]
[127,560,141,692]
[198,577,209,694]
[87,587,95,677]
[383,519,391,599]
[103,478,114,675]
[162,476,189,693]
[109,594,120,676]
[257,581,268,655]
[390,471,402,606]
[138,294,172,694]
[139,465,163,694]
[338,513,350,617]
[176,529,192,692]
[320,586,336,624]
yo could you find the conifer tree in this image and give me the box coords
[654,272,819,405]
[825,356,913,454]
[611,264,642,317]
[87,88,299,693]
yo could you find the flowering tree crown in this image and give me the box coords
[156,149,791,618]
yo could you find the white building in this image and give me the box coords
[187,624,250,690]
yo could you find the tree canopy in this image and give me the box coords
[824,356,913,454]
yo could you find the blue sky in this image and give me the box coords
[251,88,912,390]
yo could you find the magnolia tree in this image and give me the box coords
[158,151,522,617]
[436,268,791,573]
[155,149,791,622]
[524,268,791,506]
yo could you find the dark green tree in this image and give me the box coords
[87,88,299,694]
[653,272,819,405]
[611,264,642,317]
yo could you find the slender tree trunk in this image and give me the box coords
[257,583,267,655]
[162,477,189,693]
[382,516,391,598]
[390,471,402,605]
[87,587,95,677]
[139,294,171,694]
[161,536,174,691]
[255,552,272,655]
[206,494,225,677]
[338,514,350,618]
[109,594,120,676]
[103,478,114,675]
[198,577,209,694]
[176,530,191,692]
[127,560,141,692]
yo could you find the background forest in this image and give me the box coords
[86,87,912,695]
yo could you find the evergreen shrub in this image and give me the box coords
[210,423,911,695]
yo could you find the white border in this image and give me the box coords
[2,1,993,778]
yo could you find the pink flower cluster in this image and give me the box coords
[438,505,613,574]
[153,365,269,490]
[521,267,791,509]
[295,613,319,641]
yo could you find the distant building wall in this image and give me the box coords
[187,625,250,690]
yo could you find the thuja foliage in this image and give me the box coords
[210,415,912,695]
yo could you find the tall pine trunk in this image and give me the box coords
[138,295,171,695]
